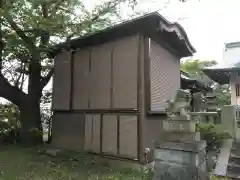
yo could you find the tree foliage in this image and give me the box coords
[0,0,138,144]
[0,0,191,144]
[181,59,231,106]
[181,59,217,86]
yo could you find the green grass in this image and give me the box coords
[0,146,229,180]
[0,146,151,180]
[210,176,229,180]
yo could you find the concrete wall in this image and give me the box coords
[230,72,240,105]
[222,44,240,105]
[222,45,240,66]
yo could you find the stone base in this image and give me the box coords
[158,132,200,142]
[162,119,196,133]
[168,115,191,121]
[153,160,208,180]
[153,141,208,180]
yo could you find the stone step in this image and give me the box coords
[231,148,240,156]
[38,148,62,157]
[232,143,240,150]
[227,162,240,174]
[227,172,240,180]
[229,153,240,165]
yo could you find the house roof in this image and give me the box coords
[225,41,240,49]
[51,12,195,57]
[203,41,240,84]
[180,70,212,92]
[203,61,240,85]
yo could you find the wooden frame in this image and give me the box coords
[51,12,196,164]
[144,36,181,115]
[53,35,143,162]
[69,51,74,110]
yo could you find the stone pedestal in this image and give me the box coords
[153,141,207,180]
[153,114,208,180]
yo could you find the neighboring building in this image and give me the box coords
[180,70,211,93]
[203,41,240,105]
[181,70,212,112]
[205,92,218,111]
[51,12,195,164]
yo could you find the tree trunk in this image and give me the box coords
[18,52,43,146]
[19,96,42,146]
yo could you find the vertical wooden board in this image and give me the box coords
[89,44,111,109]
[52,51,71,110]
[52,113,85,151]
[91,115,101,153]
[119,115,138,158]
[102,115,118,155]
[150,40,180,111]
[112,36,138,109]
[84,115,93,151]
[72,50,90,109]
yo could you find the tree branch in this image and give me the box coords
[4,14,35,50]
[0,73,27,105]
[15,61,24,87]
[40,68,53,90]
[20,70,26,91]
[66,15,102,41]
[39,4,50,48]
[0,0,3,70]
[50,0,66,17]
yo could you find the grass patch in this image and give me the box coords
[0,145,229,180]
[210,175,229,180]
[0,146,152,180]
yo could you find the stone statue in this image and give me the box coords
[165,89,191,117]
[154,89,207,180]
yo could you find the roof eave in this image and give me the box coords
[50,12,195,58]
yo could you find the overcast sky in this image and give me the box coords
[151,0,240,61]
[167,0,240,62]
[3,0,240,103]
[86,0,240,62]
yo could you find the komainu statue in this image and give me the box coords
[165,89,191,117]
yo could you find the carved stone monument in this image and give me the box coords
[153,89,208,180]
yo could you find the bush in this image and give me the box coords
[0,121,11,143]
[196,123,231,152]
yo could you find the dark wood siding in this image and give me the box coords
[102,115,118,155]
[150,40,180,111]
[52,51,71,110]
[52,113,85,151]
[84,114,101,153]
[112,36,138,109]
[89,44,111,109]
[67,35,139,110]
[119,115,138,159]
[72,50,90,109]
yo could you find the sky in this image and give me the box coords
[85,0,240,62]
[148,0,240,61]
[2,0,240,103]
[165,0,240,62]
